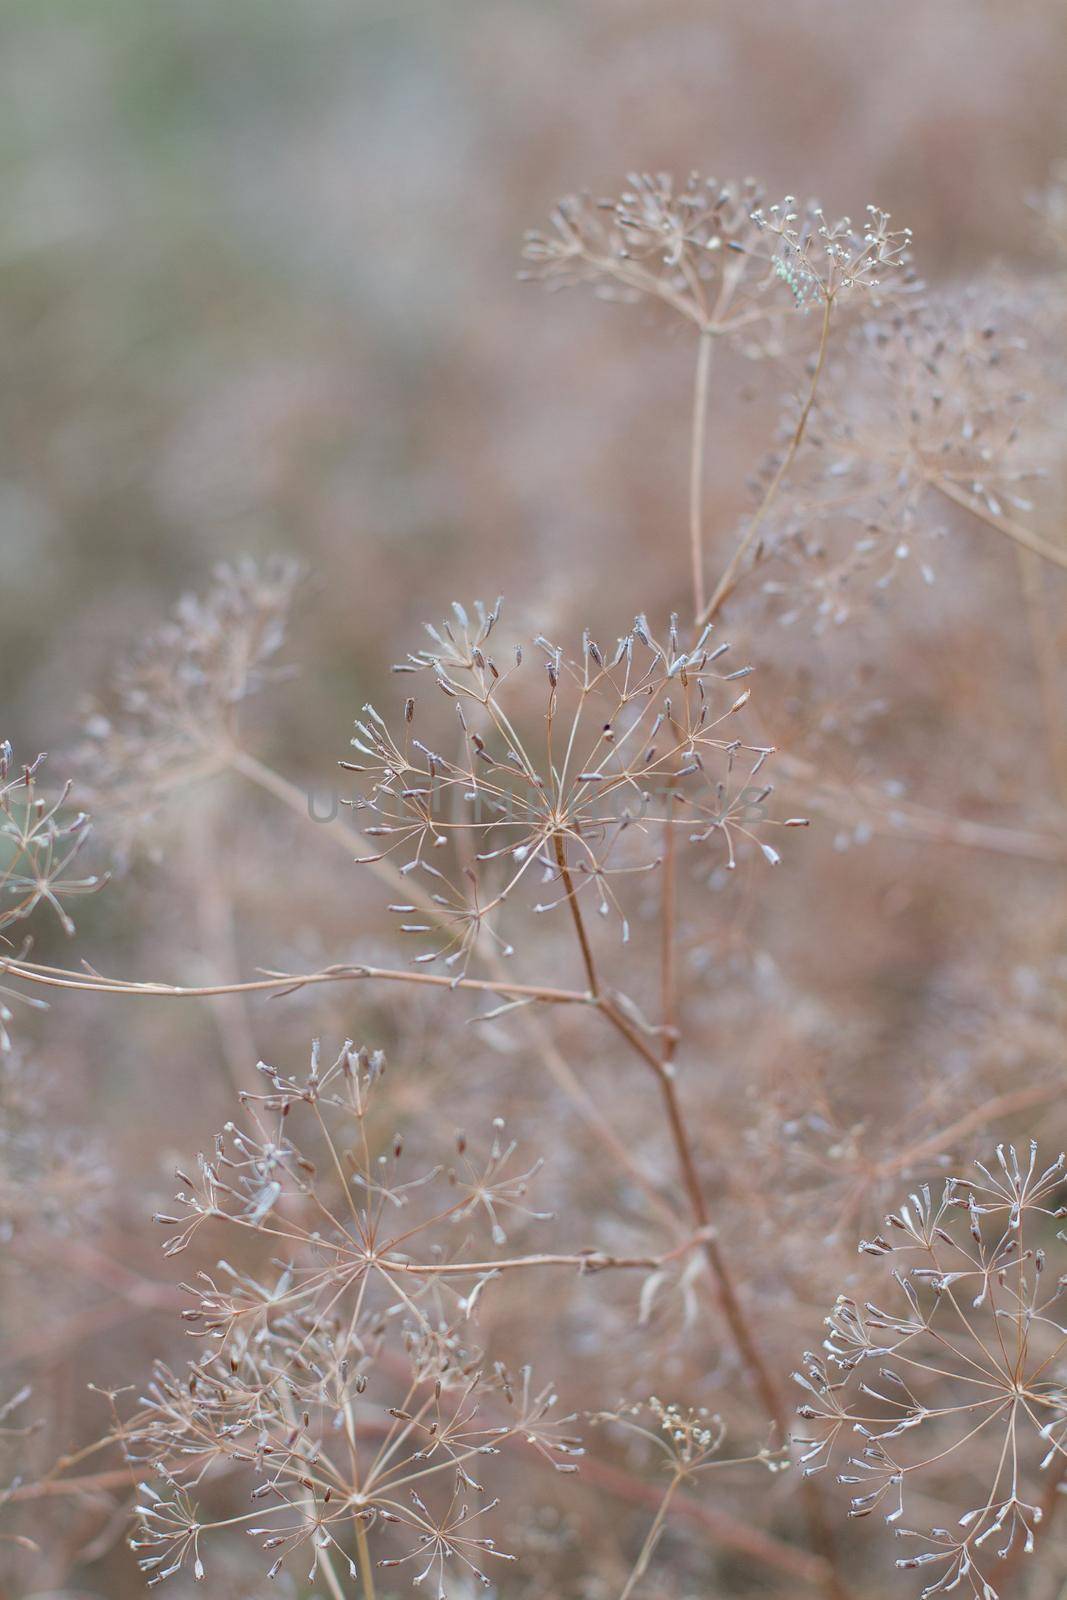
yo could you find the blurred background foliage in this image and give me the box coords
[5,0,1067,750]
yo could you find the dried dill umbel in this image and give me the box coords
[754,282,1067,628]
[0,742,101,942]
[524,173,916,624]
[522,174,915,329]
[343,603,805,972]
[0,742,103,1049]
[76,557,301,862]
[113,1041,597,1592]
[796,1144,1067,1600]
[591,1397,789,1599]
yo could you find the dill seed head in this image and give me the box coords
[121,1040,577,1591]
[796,1144,1067,1599]
[0,744,101,946]
[522,173,916,334]
[344,605,793,973]
[755,282,1060,628]
[76,557,301,862]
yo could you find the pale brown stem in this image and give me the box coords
[0,957,590,1007]
[618,1471,683,1600]
[552,830,600,996]
[385,1240,701,1276]
[661,791,679,1069]
[354,1519,376,1600]
[874,1082,1065,1180]
[699,293,833,626]
[553,821,845,1596]
[689,330,715,620]
[547,848,789,1428]
[930,474,1067,573]
[277,1385,346,1600]
[183,797,261,1099]
[583,1448,829,1585]
[10,1468,139,1500]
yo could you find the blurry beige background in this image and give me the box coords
[5,0,1066,753]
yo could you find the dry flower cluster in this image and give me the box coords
[797,1144,1066,1600]
[2,157,1066,1600]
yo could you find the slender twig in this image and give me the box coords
[618,1471,684,1600]
[699,293,833,626]
[549,830,780,1409]
[551,774,846,1598]
[0,957,591,1007]
[660,790,679,1070]
[873,1082,1066,1181]
[353,1517,376,1600]
[552,830,601,996]
[228,747,417,903]
[384,1239,704,1277]
[182,797,261,1098]
[689,330,715,620]
[929,474,1067,573]
[277,1384,346,1600]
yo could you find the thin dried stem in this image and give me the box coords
[277,1384,347,1600]
[581,1449,832,1585]
[228,746,426,907]
[699,293,834,625]
[873,1083,1065,1181]
[618,1470,683,1600]
[660,792,679,1070]
[930,473,1067,573]
[353,1519,376,1600]
[552,831,601,997]
[689,330,715,619]
[0,956,592,1007]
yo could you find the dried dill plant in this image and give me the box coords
[114,1039,671,1594]
[344,603,803,972]
[521,174,913,326]
[0,742,100,941]
[756,284,1067,628]
[796,1144,1067,1599]
[523,174,916,622]
[593,1398,788,1599]
[0,741,101,1048]
[6,157,1067,1600]
[77,556,301,861]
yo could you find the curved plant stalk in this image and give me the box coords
[699,293,834,626]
